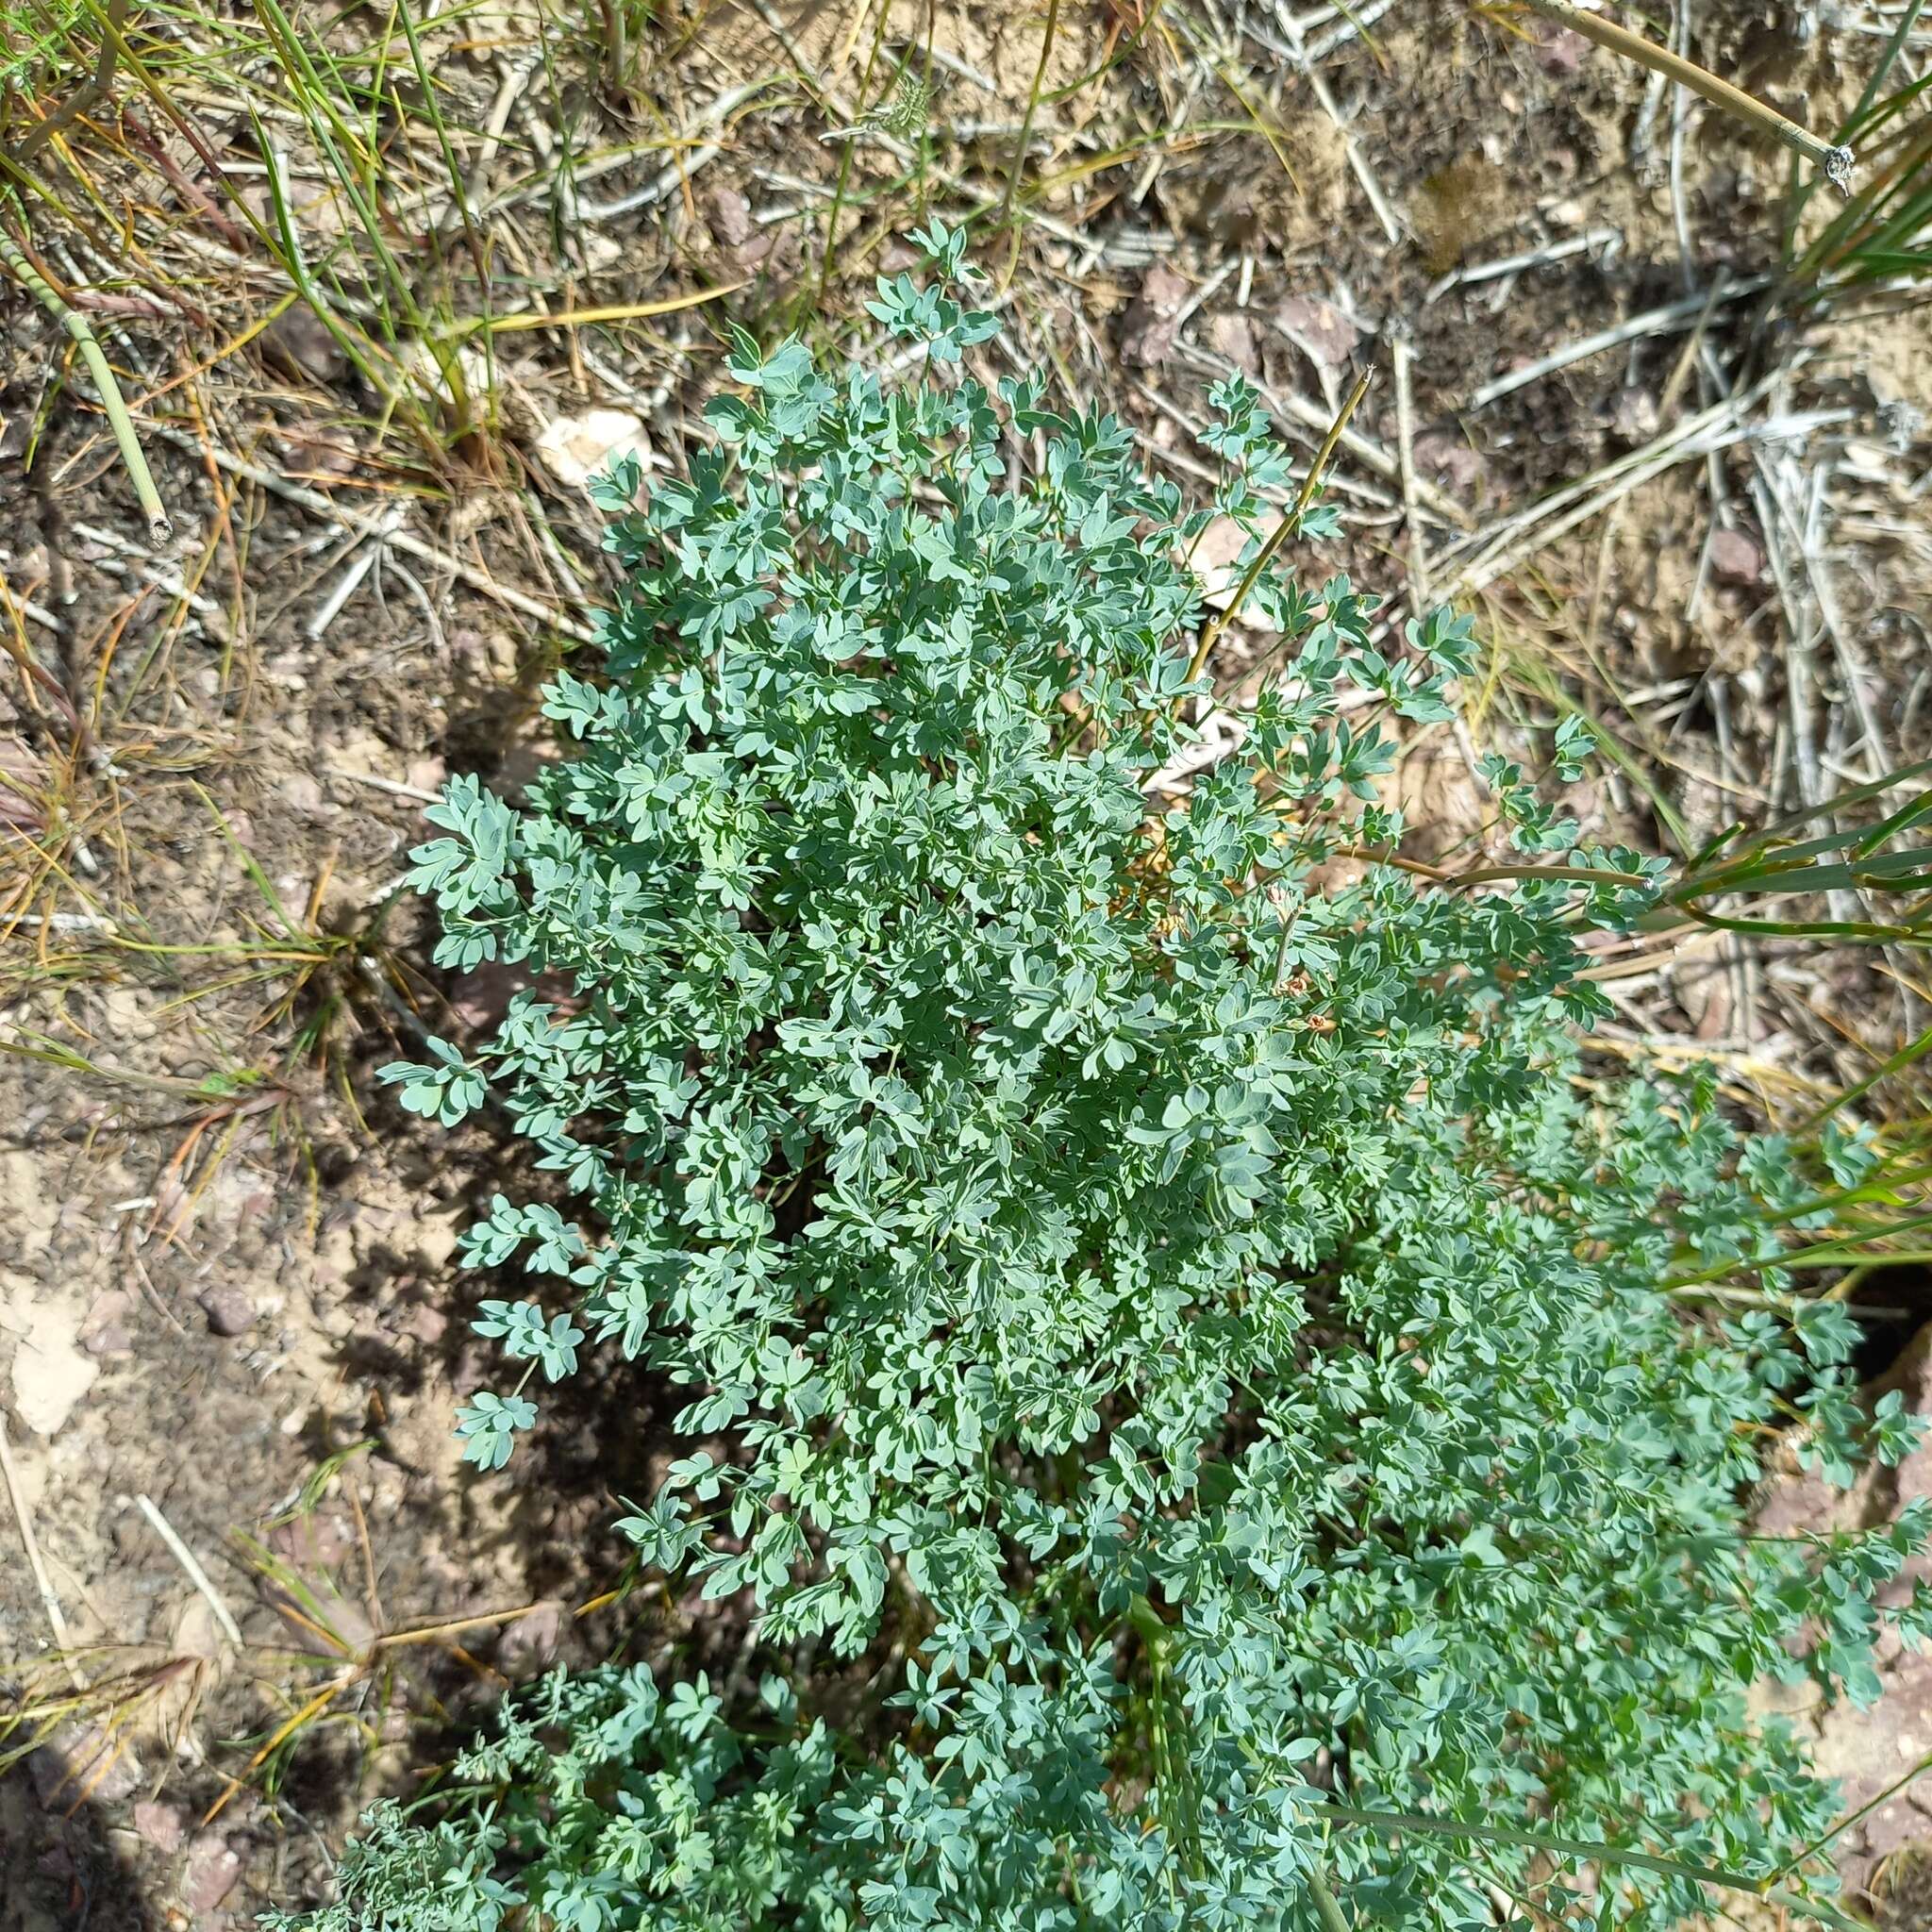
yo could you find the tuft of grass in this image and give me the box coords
[1783,0,1932,302]
[1,1444,552,1825]
[1663,760,1932,945]
[206,1449,545,1824]
[238,0,507,471]
[0,1646,214,1804]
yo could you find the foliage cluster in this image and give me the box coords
[282,229,1927,1932]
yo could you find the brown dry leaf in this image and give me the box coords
[1277,295,1359,369]
[1121,264,1191,368]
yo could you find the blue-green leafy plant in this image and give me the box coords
[292,225,1926,1932]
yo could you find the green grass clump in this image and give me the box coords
[0,0,87,92]
[279,227,1925,1932]
[1782,0,1932,302]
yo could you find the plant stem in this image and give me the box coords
[808,0,894,325]
[1309,1800,1867,1932]
[995,0,1061,286]
[1768,1743,1932,1883]
[1185,367,1373,687]
[1330,844,1653,891]
[0,203,171,542]
[1509,0,1854,191]
[8,0,126,163]
[1665,1207,1932,1289]
[1306,1865,1352,1932]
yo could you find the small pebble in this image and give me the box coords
[82,1289,134,1357]
[184,1833,242,1914]
[1277,294,1359,369]
[402,1301,448,1346]
[197,1287,258,1338]
[496,1599,566,1674]
[134,1798,188,1854]
[1121,263,1191,367]
[1709,526,1767,587]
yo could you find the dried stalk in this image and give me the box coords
[1185,367,1374,686]
[0,1417,85,1688]
[1512,0,1854,191]
[0,200,171,543]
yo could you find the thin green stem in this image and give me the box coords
[1183,368,1373,691]
[808,0,893,325]
[1044,0,1165,104]
[1309,1801,1865,1932]
[1799,1024,1932,1130]
[1769,1744,1932,1884]
[1754,1158,1932,1228]
[1662,1209,1932,1290]
[994,0,1060,287]
[0,200,170,541]
[1306,1864,1352,1932]
[1331,844,1652,891]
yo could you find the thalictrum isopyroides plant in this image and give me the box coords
[285,226,1926,1932]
